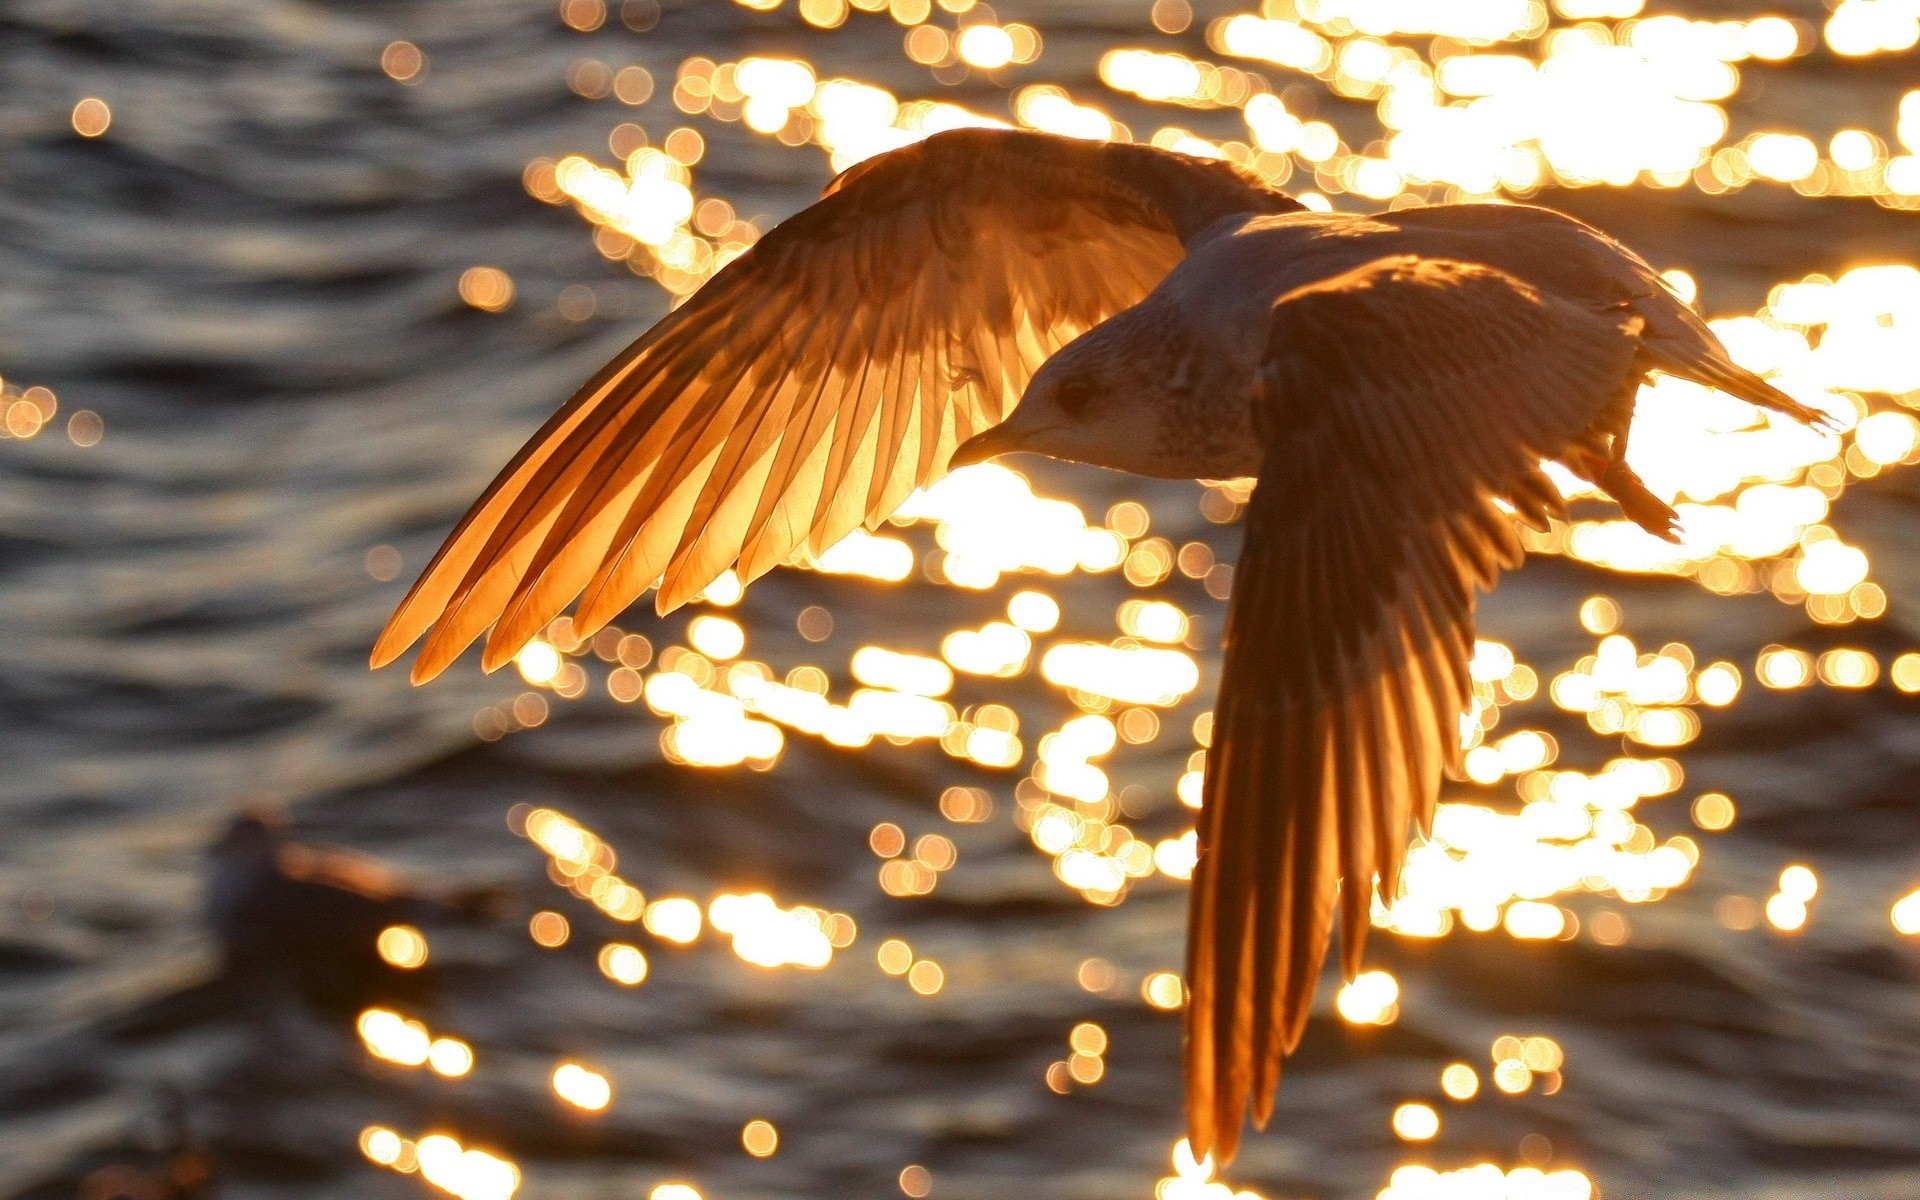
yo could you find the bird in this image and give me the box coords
[370,127,1827,1163]
[207,811,501,1010]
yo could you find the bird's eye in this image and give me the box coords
[1057,378,1094,417]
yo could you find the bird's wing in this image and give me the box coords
[1186,255,1642,1164]
[1389,202,1829,427]
[374,128,1296,682]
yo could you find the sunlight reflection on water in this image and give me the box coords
[324,1,1920,1195]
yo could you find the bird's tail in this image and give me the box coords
[1621,266,1834,431]
[1642,342,1835,430]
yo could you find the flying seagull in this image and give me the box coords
[372,128,1825,1162]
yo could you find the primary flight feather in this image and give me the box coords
[373,127,1827,1164]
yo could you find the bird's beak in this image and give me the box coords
[950,422,1034,468]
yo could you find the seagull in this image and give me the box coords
[371,128,1826,1162]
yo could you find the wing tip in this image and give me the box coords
[1187,1107,1243,1171]
[653,580,692,617]
[1183,1008,1250,1172]
[370,605,455,684]
[1339,902,1371,985]
[411,620,481,684]
[479,640,517,675]
[369,640,404,673]
[483,595,555,675]
[371,613,431,678]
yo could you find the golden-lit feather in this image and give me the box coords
[372,128,1293,681]
[1185,257,1645,1163]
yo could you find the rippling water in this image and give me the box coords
[3,1,1919,1197]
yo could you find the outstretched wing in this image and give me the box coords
[1186,256,1642,1163]
[374,127,1296,682]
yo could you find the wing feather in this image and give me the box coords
[734,326,863,580]
[1186,255,1642,1163]
[375,128,1298,678]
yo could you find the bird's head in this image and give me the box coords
[211,810,284,864]
[950,315,1208,479]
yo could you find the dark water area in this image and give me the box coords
[3,0,1919,1197]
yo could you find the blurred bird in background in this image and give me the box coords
[207,811,502,1013]
[371,128,1825,1161]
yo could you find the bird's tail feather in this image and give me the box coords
[1645,344,1835,430]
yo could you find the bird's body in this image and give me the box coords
[372,128,1828,1164]
[208,812,495,1010]
[990,202,1774,485]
